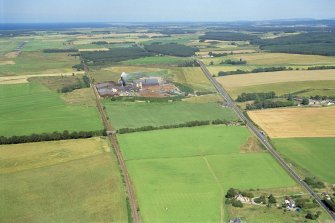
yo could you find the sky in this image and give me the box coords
[1,0,335,23]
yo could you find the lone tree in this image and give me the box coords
[302,98,309,105]
[268,194,277,204]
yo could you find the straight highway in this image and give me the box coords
[198,60,335,221]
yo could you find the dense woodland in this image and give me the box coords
[253,32,335,56]
[199,32,259,41]
[144,43,199,57]
[81,46,153,65]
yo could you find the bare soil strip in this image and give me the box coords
[0,72,84,85]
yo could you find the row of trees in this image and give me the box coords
[43,48,78,53]
[220,59,247,65]
[0,130,106,145]
[218,66,292,76]
[117,119,238,134]
[236,92,276,102]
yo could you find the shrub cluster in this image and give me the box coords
[178,60,200,67]
[0,130,106,145]
[59,75,90,93]
[236,92,276,102]
[220,59,247,65]
[304,177,326,189]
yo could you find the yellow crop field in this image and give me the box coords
[248,107,335,138]
[216,69,335,88]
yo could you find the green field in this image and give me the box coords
[227,80,335,99]
[272,137,335,183]
[119,125,250,160]
[104,101,237,130]
[0,52,78,76]
[0,137,128,223]
[119,126,297,222]
[0,83,102,137]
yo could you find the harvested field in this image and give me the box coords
[0,72,83,85]
[248,107,335,138]
[216,69,335,88]
[0,61,15,65]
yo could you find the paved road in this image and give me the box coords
[83,63,142,223]
[198,60,335,221]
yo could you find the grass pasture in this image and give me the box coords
[0,83,102,137]
[272,137,335,184]
[118,125,250,160]
[248,107,335,138]
[119,126,297,222]
[0,52,79,76]
[0,138,128,223]
[104,101,237,130]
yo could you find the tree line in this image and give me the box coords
[218,66,292,76]
[0,130,106,145]
[43,48,79,53]
[199,32,259,42]
[117,119,240,134]
[220,59,247,65]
